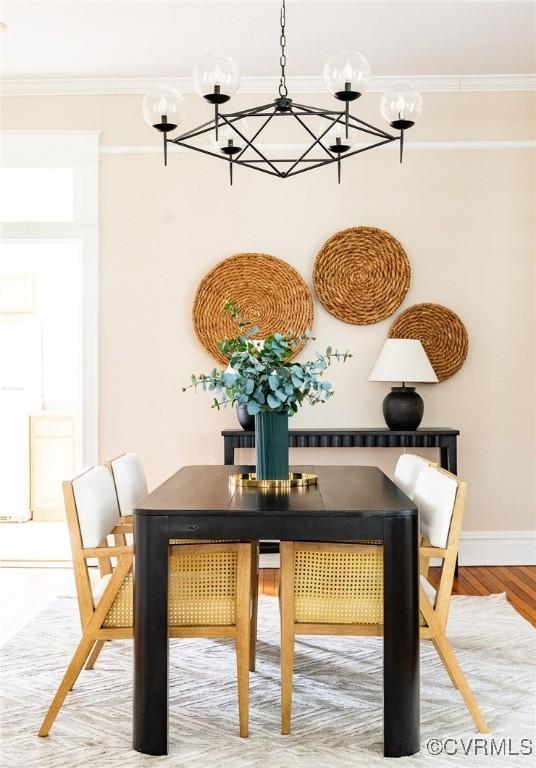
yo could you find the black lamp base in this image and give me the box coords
[383,386,424,431]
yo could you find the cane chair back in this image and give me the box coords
[293,543,383,627]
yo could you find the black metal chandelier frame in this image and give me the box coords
[155,0,407,183]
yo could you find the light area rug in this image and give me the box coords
[0,594,534,768]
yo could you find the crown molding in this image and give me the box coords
[2,73,535,97]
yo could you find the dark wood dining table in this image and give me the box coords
[133,464,420,758]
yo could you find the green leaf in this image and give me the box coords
[243,378,255,395]
[268,374,279,391]
[267,393,280,409]
[247,400,261,415]
[254,388,266,404]
[222,372,238,387]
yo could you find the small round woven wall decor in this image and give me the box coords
[313,226,411,325]
[193,252,314,364]
[388,303,469,382]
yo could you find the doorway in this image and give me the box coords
[0,240,82,522]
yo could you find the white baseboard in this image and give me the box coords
[1,524,533,567]
[259,553,281,569]
[458,530,536,566]
[260,531,536,569]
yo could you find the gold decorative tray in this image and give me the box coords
[229,472,318,489]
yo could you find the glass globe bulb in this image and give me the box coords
[211,119,249,155]
[380,83,423,129]
[193,54,240,104]
[323,51,371,101]
[142,87,185,132]
[318,120,356,154]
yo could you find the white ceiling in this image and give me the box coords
[1,0,534,82]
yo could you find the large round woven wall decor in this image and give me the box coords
[313,226,411,325]
[193,253,314,364]
[388,303,469,382]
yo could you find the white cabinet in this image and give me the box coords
[30,413,77,521]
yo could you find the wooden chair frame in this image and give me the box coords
[39,475,254,738]
[280,468,488,736]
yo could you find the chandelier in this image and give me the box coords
[143,0,423,184]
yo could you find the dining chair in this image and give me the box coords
[107,452,259,672]
[38,466,255,739]
[279,466,488,735]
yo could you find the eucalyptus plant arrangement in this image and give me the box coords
[184,302,352,416]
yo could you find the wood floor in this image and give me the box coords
[259,566,536,626]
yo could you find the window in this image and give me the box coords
[0,168,75,222]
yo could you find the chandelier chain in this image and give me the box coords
[279,0,288,97]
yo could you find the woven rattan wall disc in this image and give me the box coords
[313,227,411,325]
[388,303,469,382]
[193,253,314,364]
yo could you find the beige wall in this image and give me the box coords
[2,90,535,535]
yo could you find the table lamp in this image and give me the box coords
[369,338,438,430]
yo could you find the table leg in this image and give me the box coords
[447,437,458,475]
[440,438,458,475]
[441,439,459,575]
[224,437,234,466]
[383,515,420,757]
[133,514,169,755]
[442,439,460,575]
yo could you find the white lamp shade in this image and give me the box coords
[369,339,438,383]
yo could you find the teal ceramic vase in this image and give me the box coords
[255,411,289,480]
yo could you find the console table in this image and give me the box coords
[222,427,459,473]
